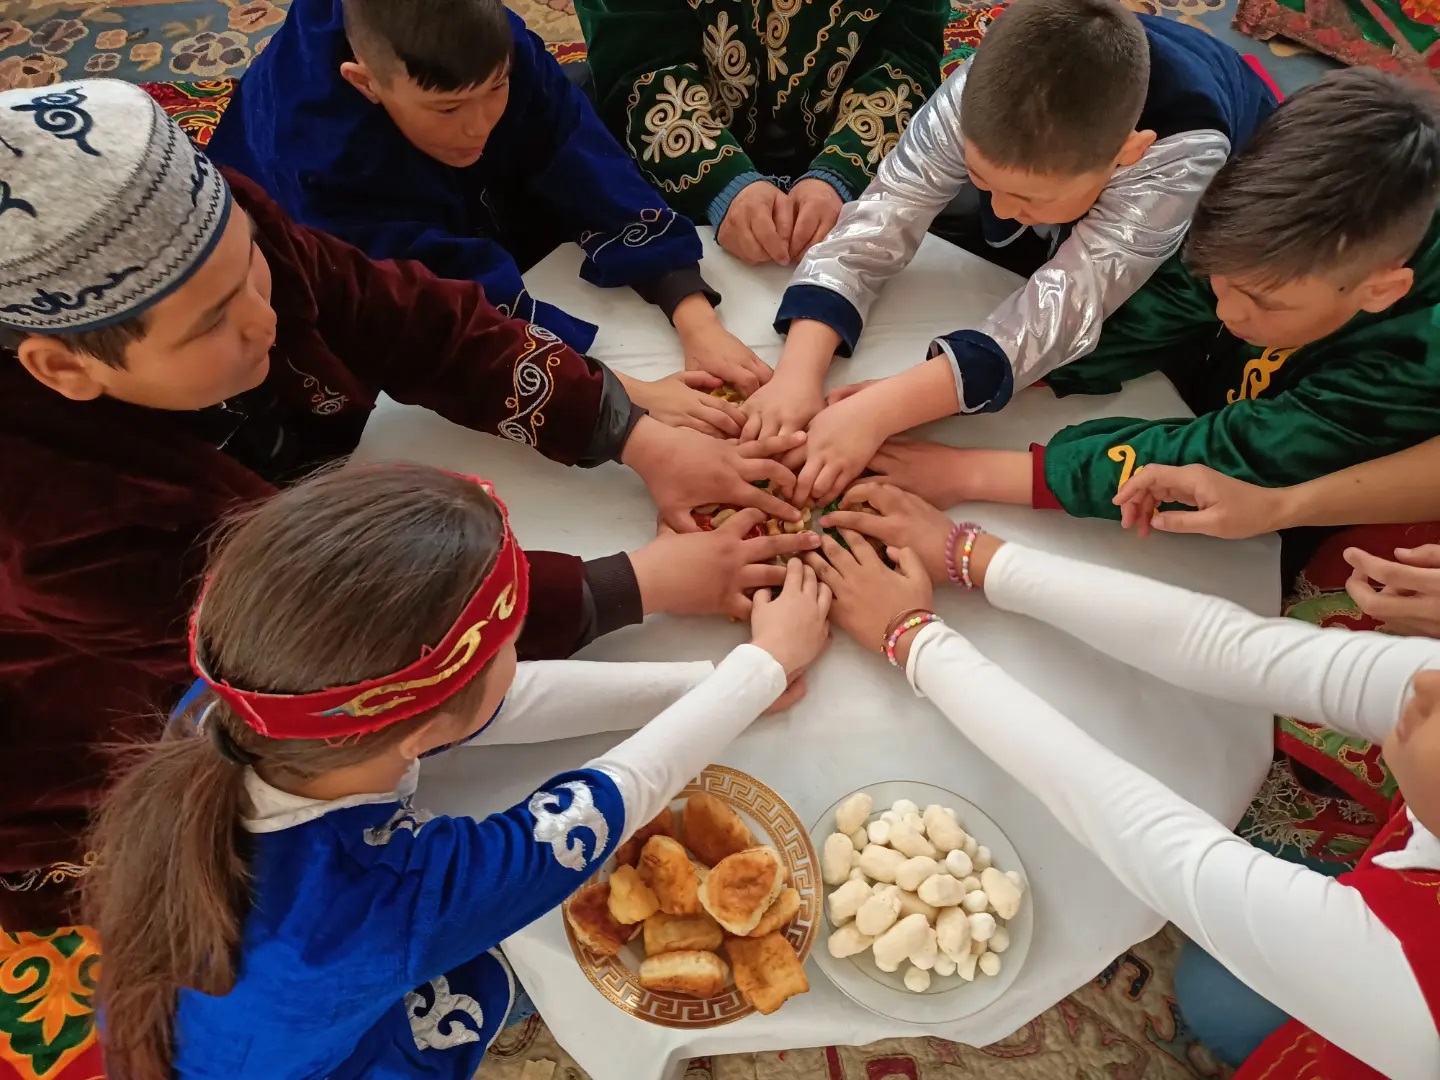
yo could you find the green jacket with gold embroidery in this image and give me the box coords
[1037,216,1440,520]
[575,0,948,225]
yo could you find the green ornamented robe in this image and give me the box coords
[575,0,949,225]
[1039,216,1440,519]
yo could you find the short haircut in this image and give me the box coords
[960,0,1149,176]
[0,314,149,369]
[1187,68,1440,287]
[341,0,513,93]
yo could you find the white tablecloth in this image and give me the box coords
[353,232,1280,1080]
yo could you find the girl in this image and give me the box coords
[84,464,830,1080]
[810,482,1440,1080]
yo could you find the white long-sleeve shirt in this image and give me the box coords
[905,543,1440,1079]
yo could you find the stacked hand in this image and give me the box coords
[621,371,748,438]
[631,508,820,619]
[739,370,827,444]
[806,532,933,657]
[673,296,773,395]
[1344,544,1440,637]
[750,557,834,712]
[819,483,956,583]
[623,419,806,532]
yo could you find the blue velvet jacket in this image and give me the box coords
[208,0,712,352]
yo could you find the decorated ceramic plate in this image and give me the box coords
[810,780,1033,1025]
[563,764,820,1028]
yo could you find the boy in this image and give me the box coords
[575,0,949,267]
[208,0,771,396]
[746,0,1278,505]
[0,81,807,930]
[855,70,1440,527]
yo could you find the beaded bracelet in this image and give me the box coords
[885,611,940,667]
[945,522,984,590]
[881,606,932,649]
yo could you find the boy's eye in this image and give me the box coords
[438,104,462,114]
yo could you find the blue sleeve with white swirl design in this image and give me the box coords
[391,767,623,983]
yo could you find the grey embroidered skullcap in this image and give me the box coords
[0,79,231,333]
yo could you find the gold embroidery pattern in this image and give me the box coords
[628,71,743,194]
[499,326,563,446]
[329,580,520,719]
[777,0,851,111]
[829,78,915,166]
[702,11,756,129]
[1227,346,1296,404]
[0,852,97,893]
[808,30,860,142]
[1107,444,1144,491]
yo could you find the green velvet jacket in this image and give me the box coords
[575,0,948,224]
[1040,216,1440,519]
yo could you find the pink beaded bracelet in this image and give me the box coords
[885,611,940,666]
[945,522,984,590]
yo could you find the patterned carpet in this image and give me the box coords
[0,2,1389,1080]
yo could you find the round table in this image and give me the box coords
[353,231,1280,1080]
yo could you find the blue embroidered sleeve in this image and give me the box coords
[510,18,707,298]
[377,767,625,984]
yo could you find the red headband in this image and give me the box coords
[188,479,529,741]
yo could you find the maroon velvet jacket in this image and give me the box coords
[0,172,642,929]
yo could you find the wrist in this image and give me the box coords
[620,414,667,473]
[627,540,673,616]
[966,534,1005,591]
[673,293,720,338]
[1270,484,1305,532]
[777,321,840,380]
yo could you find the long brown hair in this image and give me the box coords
[82,465,505,1080]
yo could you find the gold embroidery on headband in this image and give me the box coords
[492,581,517,621]
[326,618,493,718]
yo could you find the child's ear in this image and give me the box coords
[340,60,382,104]
[1357,265,1415,314]
[15,338,107,401]
[1115,129,1157,169]
[395,714,458,761]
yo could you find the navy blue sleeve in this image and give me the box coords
[512,21,710,306]
[383,768,626,984]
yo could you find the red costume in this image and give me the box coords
[1235,799,1440,1079]
[0,172,643,929]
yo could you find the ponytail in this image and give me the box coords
[83,722,251,1080]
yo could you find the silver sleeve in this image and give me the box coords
[787,65,973,325]
[974,129,1231,390]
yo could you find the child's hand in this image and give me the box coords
[620,371,747,439]
[1114,464,1286,539]
[867,437,971,510]
[624,422,804,532]
[820,482,955,583]
[750,558,833,677]
[1345,545,1440,637]
[740,369,827,443]
[631,508,820,619]
[792,392,887,506]
[806,532,933,655]
[673,298,773,395]
[717,181,792,265]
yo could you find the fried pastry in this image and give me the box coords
[642,911,725,956]
[608,864,661,925]
[709,385,747,404]
[614,807,678,868]
[699,845,787,936]
[638,950,730,999]
[746,886,801,938]
[683,793,754,867]
[638,835,702,915]
[565,882,635,957]
[725,932,810,1014]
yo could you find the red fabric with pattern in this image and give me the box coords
[1235,799,1440,1079]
